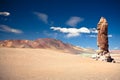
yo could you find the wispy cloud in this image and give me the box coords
[43,31,58,39]
[0,25,23,34]
[113,47,119,50]
[66,16,83,27]
[89,34,113,38]
[108,34,112,37]
[34,12,48,24]
[67,33,80,38]
[50,26,90,38]
[90,28,98,33]
[89,35,97,38]
[0,12,10,16]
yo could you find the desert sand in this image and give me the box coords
[0,48,120,80]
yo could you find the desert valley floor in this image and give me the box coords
[0,48,120,80]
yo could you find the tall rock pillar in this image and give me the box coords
[95,17,115,62]
[97,17,109,55]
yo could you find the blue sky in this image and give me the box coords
[0,0,120,50]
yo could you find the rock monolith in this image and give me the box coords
[97,17,109,54]
[96,17,114,62]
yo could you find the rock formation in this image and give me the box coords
[97,17,109,54]
[97,17,114,62]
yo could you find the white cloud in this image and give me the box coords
[89,35,97,38]
[66,16,83,27]
[34,12,48,24]
[51,26,90,38]
[89,34,113,38]
[51,26,113,38]
[67,33,80,38]
[90,28,98,33]
[0,12,10,16]
[0,25,23,34]
[108,34,112,37]
[113,47,119,50]
[80,27,91,33]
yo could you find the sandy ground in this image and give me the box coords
[0,48,120,80]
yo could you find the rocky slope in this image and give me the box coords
[0,38,96,54]
[0,38,90,54]
[0,38,71,49]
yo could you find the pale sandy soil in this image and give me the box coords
[0,48,120,80]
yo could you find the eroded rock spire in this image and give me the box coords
[96,17,115,62]
[97,17,109,54]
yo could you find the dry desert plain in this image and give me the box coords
[0,48,120,80]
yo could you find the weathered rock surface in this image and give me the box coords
[97,17,109,53]
[96,17,114,62]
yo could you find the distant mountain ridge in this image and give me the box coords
[0,38,70,48]
[110,50,120,54]
[0,38,95,54]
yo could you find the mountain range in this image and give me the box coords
[0,38,95,54]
